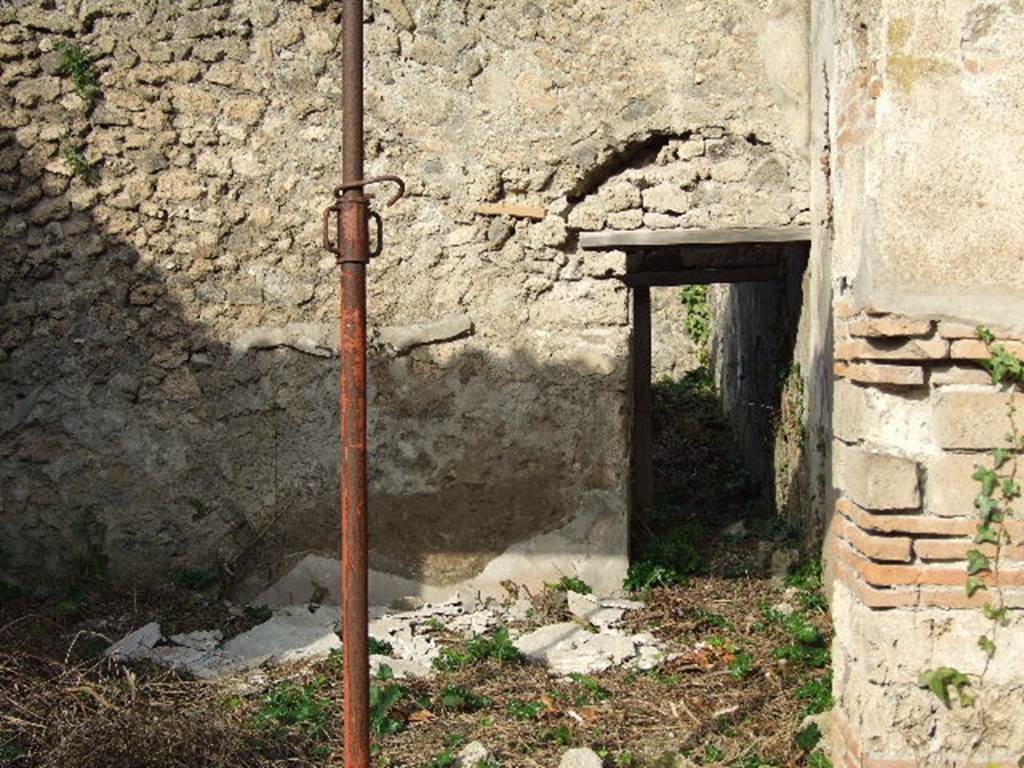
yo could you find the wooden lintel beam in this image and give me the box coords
[621,266,784,287]
[580,226,811,250]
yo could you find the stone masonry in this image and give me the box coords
[4,0,1024,765]
[0,0,810,605]
[815,0,1024,763]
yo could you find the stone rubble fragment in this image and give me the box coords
[513,619,661,676]
[104,621,162,661]
[169,629,223,651]
[453,741,492,768]
[220,606,341,665]
[559,747,604,768]
[102,592,659,681]
[370,654,433,679]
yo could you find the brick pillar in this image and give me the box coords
[828,310,1024,767]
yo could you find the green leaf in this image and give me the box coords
[966,549,991,576]
[966,576,988,597]
[983,603,1010,627]
[977,326,995,345]
[1002,478,1021,500]
[918,667,972,709]
[975,525,1000,545]
[977,635,997,658]
[973,467,999,498]
[794,722,822,751]
[975,494,1000,522]
[991,448,1012,469]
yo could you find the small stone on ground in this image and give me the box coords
[559,747,604,768]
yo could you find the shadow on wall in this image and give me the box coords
[0,136,630,600]
[709,246,831,546]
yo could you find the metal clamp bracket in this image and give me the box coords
[322,175,405,262]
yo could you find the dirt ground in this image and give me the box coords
[1,373,831,768]
[0,548,831,768]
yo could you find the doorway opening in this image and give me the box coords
[582,228,811,584]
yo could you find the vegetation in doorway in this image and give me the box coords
[920,327,1021,710]
[631,361,788,589]
[679,285,712,366]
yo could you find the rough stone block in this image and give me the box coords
[833,379,868,443]
[833,443,921,511]
[951,338,1024,361]
[930,364,995,386]
[844,316,934,338]
[833,362,925,387]
[835,337,949,362]
[641,183,690,214]
[933,390,1016,449]
[926,452,990,517]
[566,199,607,230]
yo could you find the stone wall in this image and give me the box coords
[0,0,812,604]
[815,0,1024,763]
[650,287,699,383]
[829,311,1024,766]
[710,253,814,534]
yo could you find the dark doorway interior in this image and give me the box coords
[582,228,810,580]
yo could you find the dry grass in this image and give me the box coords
[0,569,830,768]
[1,370,829,767]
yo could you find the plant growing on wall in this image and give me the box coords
[919,327,1021,708]
[679,285,711,365]
[55,40,101,107]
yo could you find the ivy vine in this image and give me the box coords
[679,285,711,365]
[919,327,1022,708]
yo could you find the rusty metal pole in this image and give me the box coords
[339,1,370,766]
[320,1,403,764]
[322,4,404,763]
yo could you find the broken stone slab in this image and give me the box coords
[514,622,648,675]
[567,591,601,621]
[560,747,604,768]
[104,621,162,661]
[388,627,440,665]
[149,646,241,680]
[631,644,664,671]
[446,608,499,635]
[379,314,474,354]
[169,629,223,651]
[590,608,626,631]
[515,622,589,659]
[566,592,627,631]
[505,597,533,622]
[370,654,433,679]
[600,598,644,611]
[221,606,341,666]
